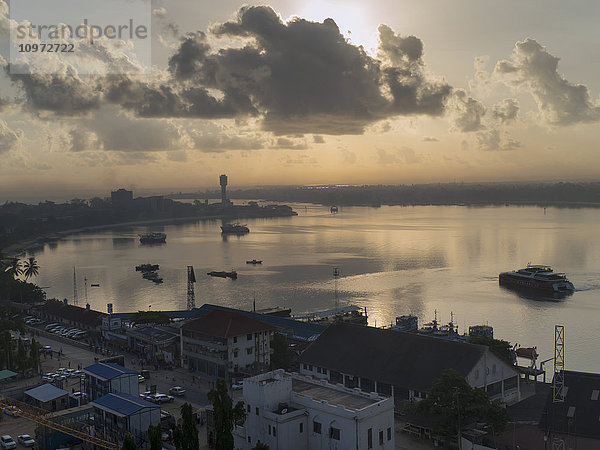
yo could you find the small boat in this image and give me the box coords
[152,277,163,284]
[221,223,249,234]
[136,264,160,272]
[330,206,338,213]
[139,233,166,244]
[90,283,100,287]
[499,264,575,293]
[207,270,238,280]
[246,260,262,265]
[143,271,159,279]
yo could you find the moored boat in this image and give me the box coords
[136,263,160,272]
[246,259,262,264]
[221,223,249,234]
[499,264,574,293]
[139,233,166,244]
[207,270,238,280]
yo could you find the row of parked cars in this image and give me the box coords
[0,434,34,449]
[42,367,85,383]
[42,322,88,340]
[140,391,175,404]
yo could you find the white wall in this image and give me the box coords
[109,373,138,396]
[228,331,272,371]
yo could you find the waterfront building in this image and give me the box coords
[232,369,395,450]
[91,392,160,447]
[37,300,105,333]
[298,322,521,409]
[24,383,69,412]
[83,362,139,401]
[110,188,133,209]
[127,325,180,364]
[181,309,275,381]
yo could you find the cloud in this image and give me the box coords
[423,136,439,142]
[476,129,521,151]
[153,8,167,17]
[446,89,486,132]
[492,98,519,123]
[377,148,399,165]
[0,120,21,153]
[313,135,325,144]
[271,137,308,150]
[495,38,600,125]
[0,95,10,112]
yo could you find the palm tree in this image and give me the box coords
[4,258,22,279]
[22,257,40,280]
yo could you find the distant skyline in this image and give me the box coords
[2,0,600,194]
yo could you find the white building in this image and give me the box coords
[83,362,139,401]
[181,309,275,380]
[232,369,395,450]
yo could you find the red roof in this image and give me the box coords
[182,309,275,338]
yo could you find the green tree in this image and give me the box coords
[173,403,199,450]
[130,310,171,326]
[468,336,514,365]
[121,433,137,450]
[411,369,509,442]
[22,257,40,280]
[207,379,246,450]
[148,423,163,450]
[29,338,40,373]
[251,443,269,450]
[16,338,27,371]
[4,258,22,279]
[270,333,291,370]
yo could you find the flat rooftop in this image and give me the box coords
[292,378,380,412]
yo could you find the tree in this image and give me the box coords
[130,310,171,326]
[4,258,22,279]
[207,379,246,450]
[411,369,509,442]
[270,333,291,370]
[251,443,269,450]
[22,257,39,280]
[468,336,514,365]
[29,338,40,373]
[173,402,199,450]
[148,423,163,450]
[122,434,137,450]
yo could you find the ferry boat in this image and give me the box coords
[221,223,249,234]
[499,265,574,293]
[246,259,262,265]
[139,232,166,244]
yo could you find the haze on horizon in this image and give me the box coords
[1,0,600,196]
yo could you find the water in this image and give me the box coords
[25,204,600,373]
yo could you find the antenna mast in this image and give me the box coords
[553,325,565,403]
[73,266,78,306]
[333,267,340,314]
[187,266,196,310]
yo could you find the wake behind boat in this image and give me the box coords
[499,264,574,293]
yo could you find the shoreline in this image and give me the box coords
[2,211,295,256]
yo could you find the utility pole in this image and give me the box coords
[333,267,340,316]
[73,267,78,306]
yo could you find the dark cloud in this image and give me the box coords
[447,89,486,132]
[0,94,9,111]
[476,129,521,151]
[272,137,308,150]
[313,135,325,144]
[423,136,439,142]
[378,25,423,64]
[492,98,519,123]
[495,39,600,125]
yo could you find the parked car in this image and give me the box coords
[17,435,35,447]
[138,375,145,383]
[44,323,59,330]
[41,345,52,354]
[151,394,174,404]
[169,386,186,396]
[231,382,244,390]
[0,435,16,449]
[139,391,153,400]
[3,406,20,417]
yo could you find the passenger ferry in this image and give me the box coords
[499,265,574,293]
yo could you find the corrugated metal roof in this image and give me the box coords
[24,383,68,403]
[83,362,138,380]
[91,393,157,417]
[0,369,18,380]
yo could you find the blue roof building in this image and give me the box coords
[84,362,139,401]
[24,383,69,411]
[91,393,160,447]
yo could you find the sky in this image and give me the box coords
[1,0,600,198]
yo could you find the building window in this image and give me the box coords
[247,404,251,413]
[308,365,313,371]
[387,427,391,441]
[368,428,373,448]
[233,336,237,343]
[233,350,238,358]
[247,437,251,443]
[303,364,308,370]
[255,407,259,416]
[313,421,322,434]
[272,427,276,437]
[268,425,271,435]
[299,423,303,433]
[247,334,252,340]
[247,347,253,355]
[379,430,384,445]
[330,427,340,440]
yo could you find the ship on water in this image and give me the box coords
[499,264,574,293]
[221,223,249,234]
[139,232,166,244]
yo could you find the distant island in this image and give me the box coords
[174,181,600,208]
